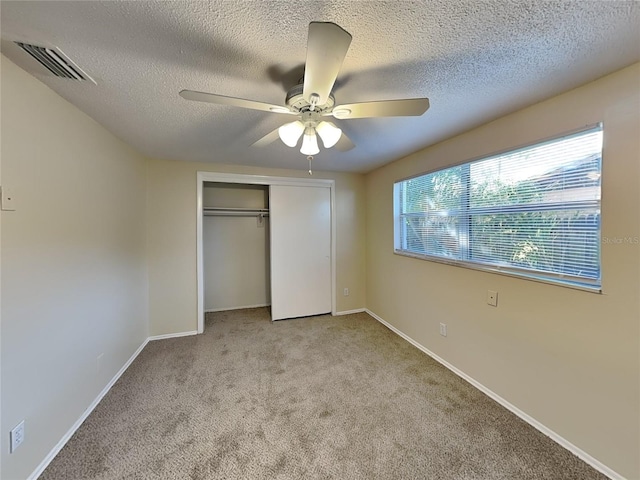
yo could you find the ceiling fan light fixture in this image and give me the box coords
[300,128,320,155]
[316,121,342,148]
[278,120,305,147]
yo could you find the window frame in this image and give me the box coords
[393,124,603,293]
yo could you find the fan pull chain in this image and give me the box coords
[308,155,313,175]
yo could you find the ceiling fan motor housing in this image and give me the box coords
[285,84,335,114]
[300,110,322,129]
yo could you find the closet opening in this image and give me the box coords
[202,182,271,316]
[196,172,336,333]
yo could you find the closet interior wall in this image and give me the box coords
[203,182,270,312]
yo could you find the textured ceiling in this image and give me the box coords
[1,1,639,173]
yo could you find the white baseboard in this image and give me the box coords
[148,330,198,341]
[205,303,270,313]
[334,308,366,316]
[28,338,149,480]
[364,309,623,480]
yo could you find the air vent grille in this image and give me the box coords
[15,42,89,81]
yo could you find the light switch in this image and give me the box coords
[1,187,16,211]
[439,323,447,337]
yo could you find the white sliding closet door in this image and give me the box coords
[270,185,331,320]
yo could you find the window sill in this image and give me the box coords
[393,250,602,294]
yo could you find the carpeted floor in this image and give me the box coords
[41,308,607,479]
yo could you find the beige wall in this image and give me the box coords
[203,184,270,311]
[147,160,366,336]
[0,56,149,479]
[365,63,640,478]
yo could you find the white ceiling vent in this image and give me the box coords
[14,42,96,84]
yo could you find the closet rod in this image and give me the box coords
[203,207,269,217]
[204,212,269,217]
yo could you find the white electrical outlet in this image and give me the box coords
[10,420,25,453]
[439,323,447,337]
[343,288,349,296]
[487,290,498,307]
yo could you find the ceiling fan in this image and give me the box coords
[179,22,430,156]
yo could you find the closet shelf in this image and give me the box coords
[203,207,269,217]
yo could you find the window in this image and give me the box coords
[394,125,603,291]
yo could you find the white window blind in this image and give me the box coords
[395,125,603,290]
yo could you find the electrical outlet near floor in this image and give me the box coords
[343,287,349,296]
[439,323,447,337]
[10,420,25,453]
[487,290,498,307]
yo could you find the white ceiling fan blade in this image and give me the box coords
[251,127,282,147]
[335,132,355,151]
[303,22,352,106]
[179,90,295,115]
[329,98,430,119]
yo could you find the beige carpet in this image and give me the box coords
[41,309,607,479]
